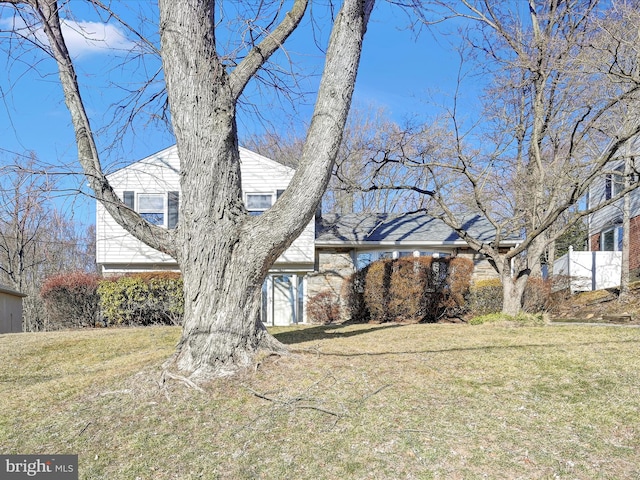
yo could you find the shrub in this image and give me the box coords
[98,273,184,326]
[346,256,474,323]
[342,268,370,323]
[523,277,552,312]
[467,277,554,316]
[41,272,101,329]
[444,257,475,311]
[467,279,503,315]
[364,260,394,322]
[307,291,342,324]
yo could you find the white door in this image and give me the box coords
[272,275,295,326]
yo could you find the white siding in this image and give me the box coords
[97,145,314,271]
[589,157,640,237]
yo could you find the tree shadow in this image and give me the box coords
[294,337,640,357]
[272,322,406,345]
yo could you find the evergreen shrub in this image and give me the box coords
[98,272,183,326]
[468,277,554,316]
[467,278,503,315]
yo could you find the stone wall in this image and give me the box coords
[307,249,356,298]
[455,251,500,283]
[306,249,356,322]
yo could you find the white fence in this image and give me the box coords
[553,247,621,293]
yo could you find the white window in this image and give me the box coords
[246,193,273,215]
[605,166,624,200]
[601,226,623,251]
[138,193,165,226]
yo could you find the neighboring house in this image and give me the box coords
[554,155,640,291]
[0,285,27,334]
[97,146,517,325]
[587,157,640,271]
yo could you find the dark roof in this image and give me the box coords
[315,212,520,247]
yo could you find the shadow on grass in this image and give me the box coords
[272,322,406,345]
[297,338,640,357]
[272,322,640,356]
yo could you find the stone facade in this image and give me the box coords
[305,248,502,321]
[306,249,356,299]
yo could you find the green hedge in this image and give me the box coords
[98,272,184,326]
[467,277,554,315]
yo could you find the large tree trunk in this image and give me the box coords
[156,0,373,376]
[501,270,528,316]
[22,0,373,376]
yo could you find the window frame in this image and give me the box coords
[605,166,624,200]
[246,192,274,215]
[137,193,166,226]
[600,225,623,251]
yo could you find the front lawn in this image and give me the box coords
[1,323,639,479]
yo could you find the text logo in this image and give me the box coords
[1,455,78,479]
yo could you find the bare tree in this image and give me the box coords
[2,0,375,377]
[0,153,95,330]
[358,0,640,314]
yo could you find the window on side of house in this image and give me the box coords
[605,166,624,200]
[600,225,623,251]
[138,193,165,226]
[246,193,273,215]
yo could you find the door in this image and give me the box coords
[272,275,295,326]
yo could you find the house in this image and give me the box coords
[308,212,518,305]
[97,146,515,325]
[587,157,640,271]
[96,145,315,326]
[554,154,640,291]
[0,285,27,334]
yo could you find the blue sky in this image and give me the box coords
[0,1,468,226]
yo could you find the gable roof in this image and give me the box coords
[107,145,295,181]
[315,212,521,247]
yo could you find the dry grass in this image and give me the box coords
[1,323,640,479]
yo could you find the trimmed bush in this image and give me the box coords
[307,291,342,324]
[444,257,475,311]
[523,277,552,313]
[342,267,370,323]
[98,272,183,326]
[41,272,101,329]
[468,277,554,316]
[467,278,503,315]
[364,260,394,322]
[346,256,474,323]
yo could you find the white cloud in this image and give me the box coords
[0,15,137,57]
[60,20,137,56]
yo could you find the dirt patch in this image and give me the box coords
[551,282,640,324]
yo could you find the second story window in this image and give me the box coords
[605,166,624,200]
[138,194,165,225]
[246,193,273,215]
[122,191,179,229]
